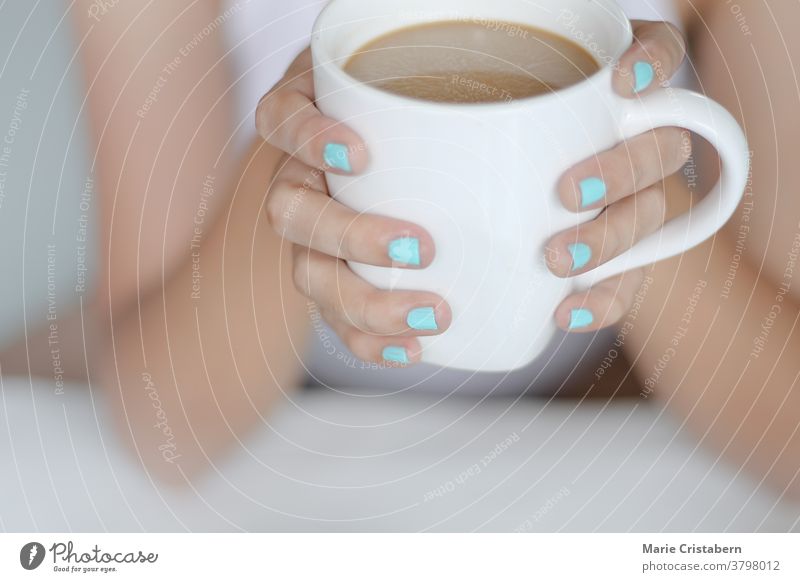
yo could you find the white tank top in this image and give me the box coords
[222,0,685,393]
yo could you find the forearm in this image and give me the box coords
[70,0,238,317]
[627,0,800,500]
[98,141,309,484]
[626,220,800,499]
[68,2,299,481]
[4,2,238,378]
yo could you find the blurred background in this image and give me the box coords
[0,1,797,532]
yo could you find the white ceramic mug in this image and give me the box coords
[311,0,749,372]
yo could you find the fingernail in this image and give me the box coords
[382,346,410,364]
[579,177,607,207]
[568,243,592,271]
[407,307,438,331]
[569,308,594,330]
[388,237,421,266]
[323,143,352,173]
[633,61,655,93]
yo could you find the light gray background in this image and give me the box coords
[0,0,97,351]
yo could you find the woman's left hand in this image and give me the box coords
[547,20,690,332]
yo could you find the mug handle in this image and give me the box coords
[572,88,750,288]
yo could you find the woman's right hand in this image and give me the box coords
[256,48,452,366]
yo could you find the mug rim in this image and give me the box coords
[311,0,634,112]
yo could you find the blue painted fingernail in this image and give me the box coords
[633,61,655,93]
[579,177,607,207]
[388,237,420,266]
[382,346,410,364]
[407,307,438,331]
[323,143,352,173]
[569,308,594,330]
[568,243,592,271]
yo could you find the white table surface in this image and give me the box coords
[1,376,797,532]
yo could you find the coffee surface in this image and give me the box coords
[344,20,600,103]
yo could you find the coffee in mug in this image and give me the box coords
[344,20,600,103]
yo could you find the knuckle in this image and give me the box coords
[265,184,288,232]
[628,144,648,190]
[359,289,385,333]
[640,22,686,71]
[598,148,630,198]
[267,171,310,237]
[327,295,346,324]
[631,161,644,192]
[594,283,627,323]
[326,284,349,323]
[605,217,626,258]
[637,188,666,240]
[660,127,692,170]
[664,22,688,59]
[291,265,305,295]
[255,92,279,138]
[339,219,359,261]
[344,331,380,364]
[610,288,631,321]
[296,114,325,154]
[291,255,310,296]
[342,214,376,262]
[339,327,363,359]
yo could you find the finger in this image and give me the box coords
[613,20,687,97]
[268,157,435,268]
[546,184,666,277]
[323,312,424,367]
[291,247,452,337]
[255,48,368,174]
[555,268,646,332]
[558,126,691,211]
